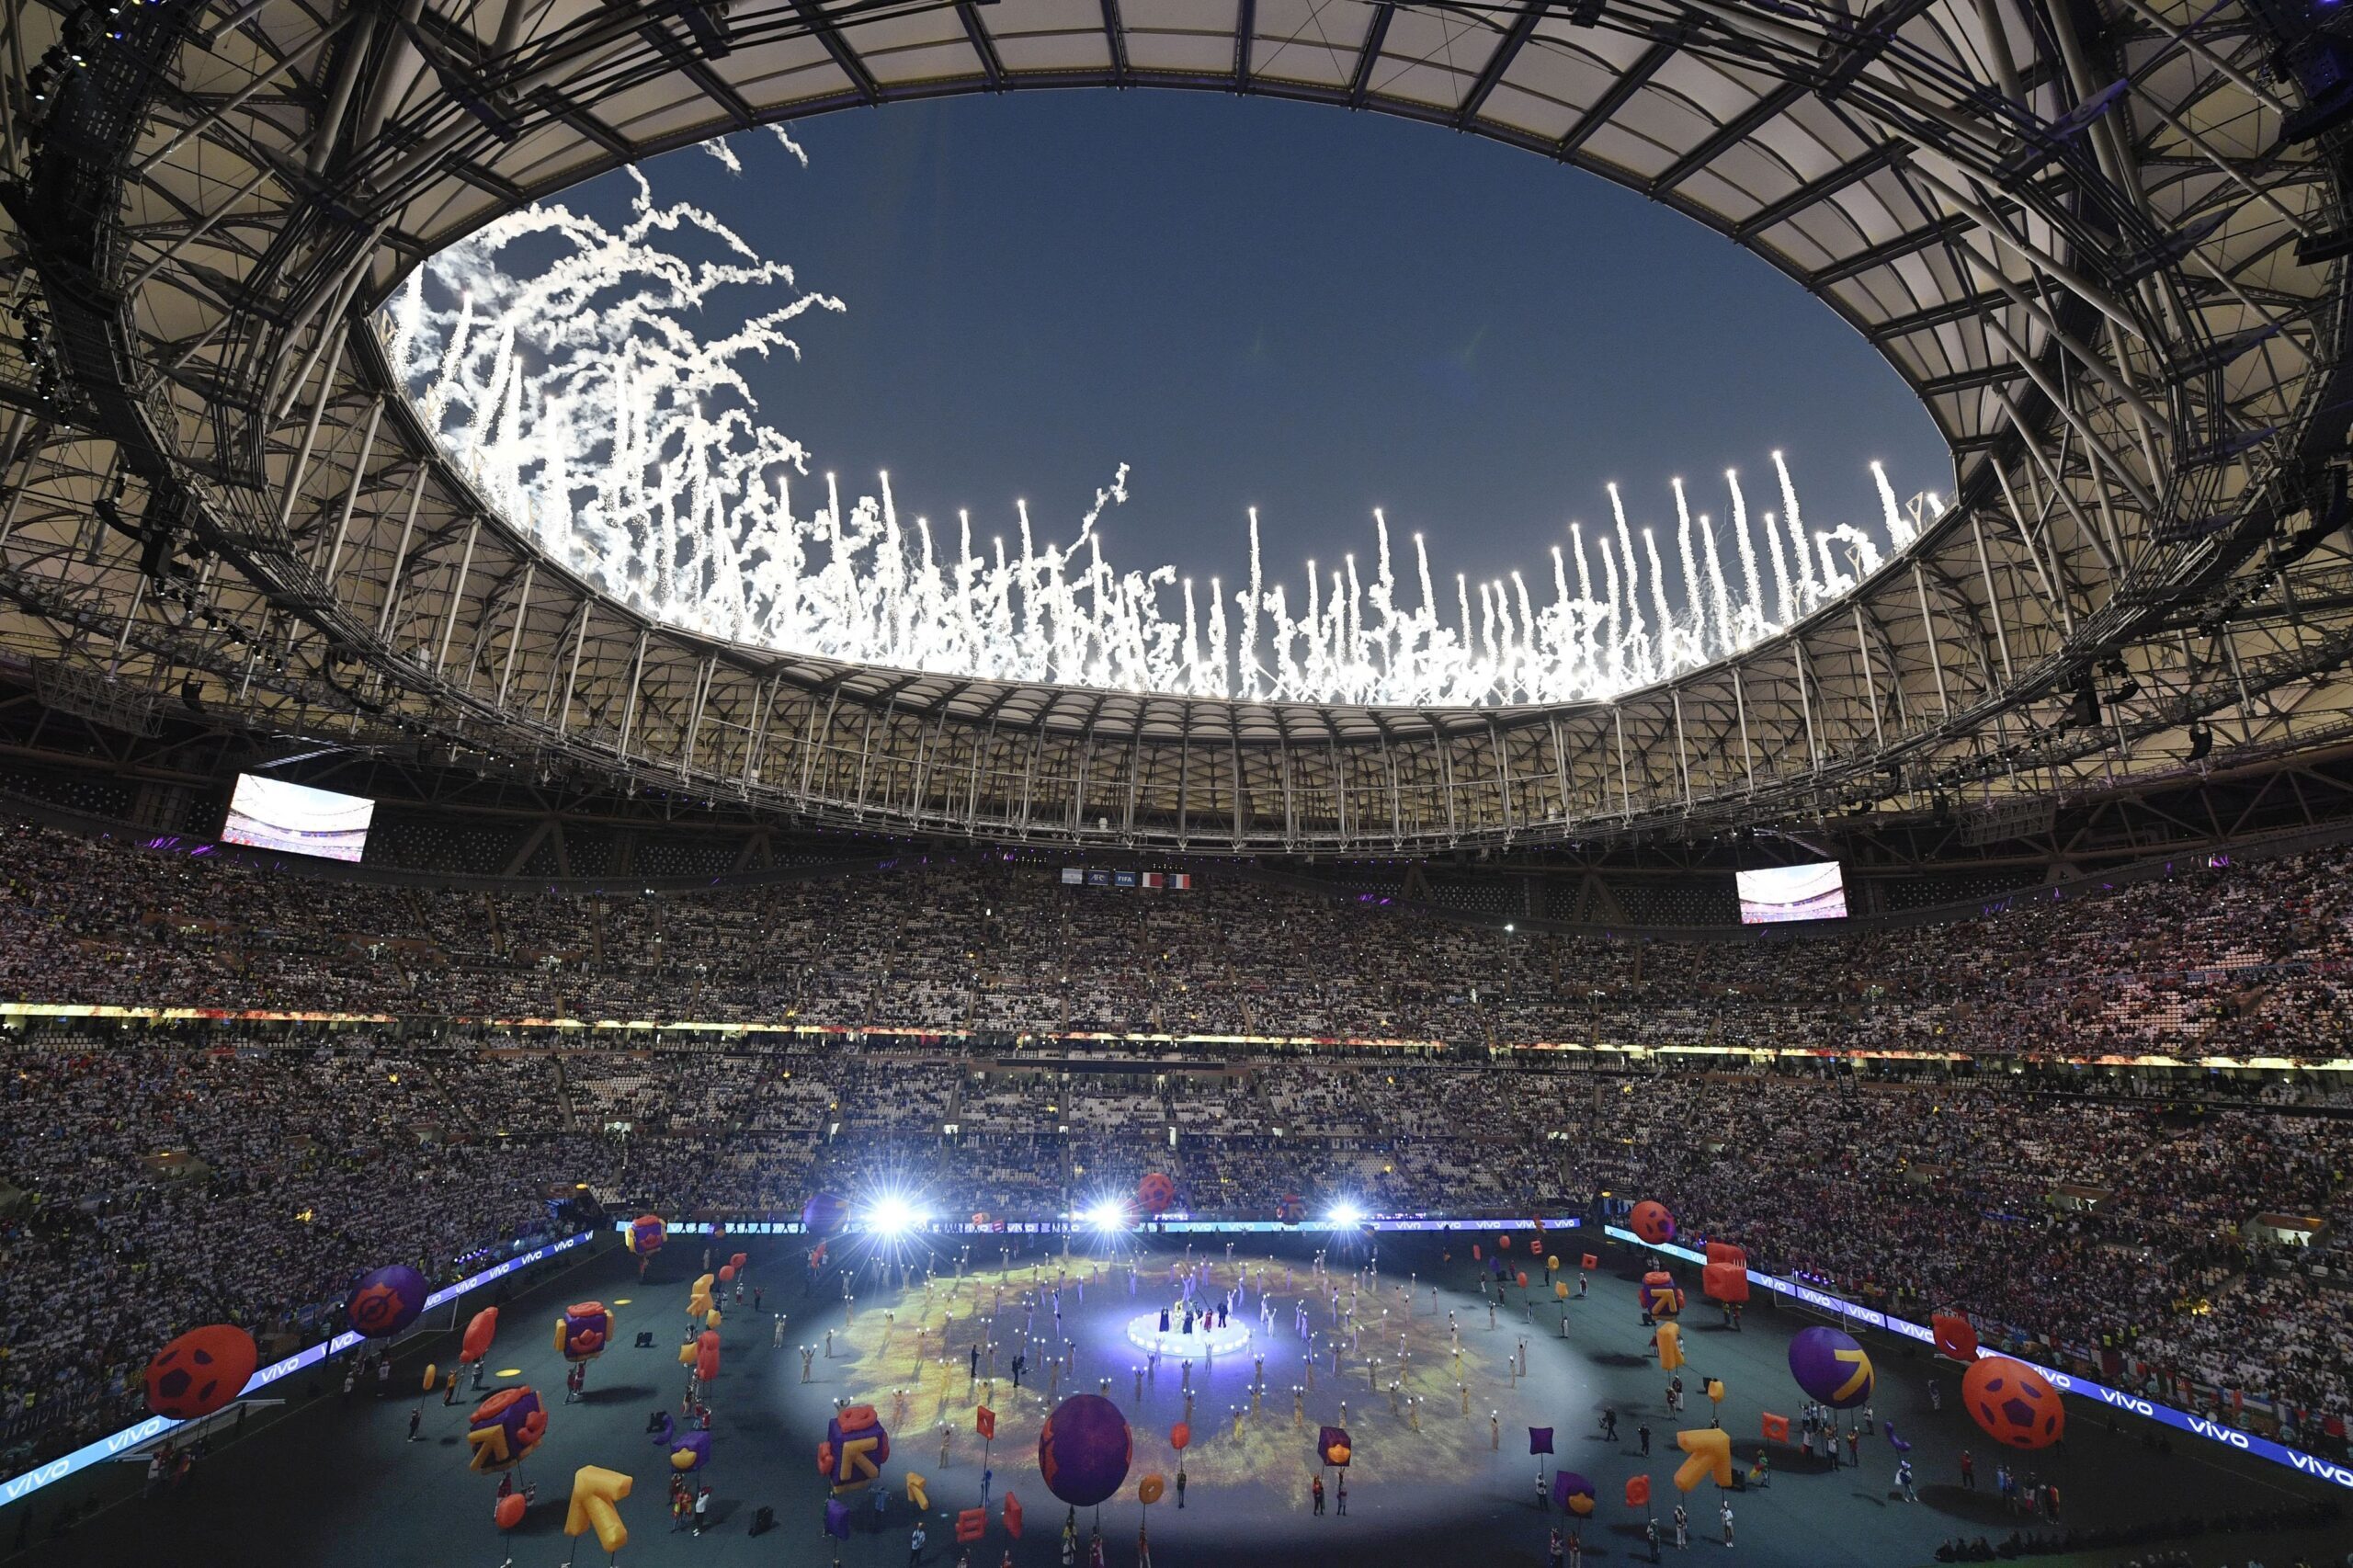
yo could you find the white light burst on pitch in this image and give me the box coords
[381,131,1925,709]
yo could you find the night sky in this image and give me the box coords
[554,89,1950,604]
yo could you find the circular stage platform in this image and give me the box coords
[1125,1308,1256,1359]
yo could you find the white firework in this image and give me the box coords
[381,136,1916,708]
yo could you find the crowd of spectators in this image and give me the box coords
[3,817,2351,1483]
[0,1035,574,1466]
[3,1026,2347,1476]
[7,818,2353,1062]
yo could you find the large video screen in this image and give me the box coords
[1736,861,1847,925]
[221,775,376,863]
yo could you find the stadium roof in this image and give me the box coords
[1,0,2348,850]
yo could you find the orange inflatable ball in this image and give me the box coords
[144,1324,259,1420]
[719,1264,736,1284]
[1498,1234,1512,1252]
[494,1493,528,1530]
[1630,1200,1677,1245]
[1516,1271,1529,1288]
[460,1306,499,1365]
[1961,1356,2064,1449]
[1169,1422,1190,1451]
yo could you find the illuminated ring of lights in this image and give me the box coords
[1125,1312,1256,1361]
[11,2,2346,852]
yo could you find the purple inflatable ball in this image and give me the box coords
[346,1265,429,1338]
[1038,1394,1132,1507]
[1787,1325,1875,1410]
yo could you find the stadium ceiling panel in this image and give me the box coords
[0,0,2349,851]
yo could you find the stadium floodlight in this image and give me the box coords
[1327,1201,1366,1228]
[866,1195,922,1235]
[1084,1199,1131,1233]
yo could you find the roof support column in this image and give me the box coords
[319,397,381,581]
[1851,603,1883,751]
[616,628,650,757]
[432,518,479,678]
[495,560,534,704]
[804,692,842,800]
[1911,562,1951,720]
[1492,722,1515,838]
[555,607,589,732]
[1438,734,1458,841]
[1794,641,1823,773]
[1123,735,1142,839]
[1230,737,1245,848]
[1969,511,2015,683]
[854,702,881,812]
[1732,665,1754,794]
[964,716,994,827]
[1331,740,1349,844]
[1176,735,1189,846]
[274,331,348,535]
[744,674,780,790]
[1280,744,1297,847]
[1384,737,1401,845]
[372,469,426,638]
[679,653,716,780]
[1613,706,1630,821]
[107,571,147,675]
[1549,713,1571,821]
[1670,689,1691,811]
[908,705,939,816]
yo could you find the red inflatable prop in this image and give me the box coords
[1961,1356,2064,1449]
[460,1307,499,1365]
[1630,1200,1677,1245]
[1701,1242,1750,1305]
[144,1324,259,1420]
